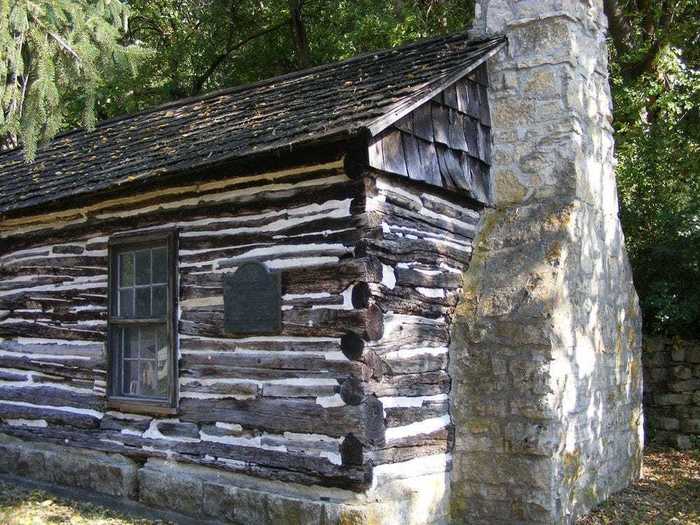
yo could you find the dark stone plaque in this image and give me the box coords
[224,262,281,334]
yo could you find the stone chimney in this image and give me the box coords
[449,1,644,523]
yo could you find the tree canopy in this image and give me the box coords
[0,0,146,159]
[1,0,698,336]
[604,0,700,337]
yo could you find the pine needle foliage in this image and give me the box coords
[0,0,146,160]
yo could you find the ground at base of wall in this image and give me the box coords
[577,448,699,525]
[0,449,696,525]
[0,482,171,525]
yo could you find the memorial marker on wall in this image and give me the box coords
[224,262,282,334]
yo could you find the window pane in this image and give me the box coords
[152,247,168,284]
[140,361,166,397]
[117,325,168,399]
[122,326,139,358]
[156,327,169,395]
[118,289,134,317]
[135,249,152,285]
[140,326,157,360]
[135,287,151,317]
[122,359,139,395]
[119,253,134,287]
[152,285,167,317]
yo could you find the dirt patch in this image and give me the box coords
[578,448,700,525]
[0,481,172,525]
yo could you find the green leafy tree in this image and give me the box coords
[0,0,145,159]
[99,0,473,116]
[604,0,700,336]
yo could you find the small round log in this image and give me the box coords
[340,332,365,361]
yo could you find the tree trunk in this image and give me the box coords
[289,0,311,69]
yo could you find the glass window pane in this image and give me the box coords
[122,327,139,358]
[135,249,152,285]
[140,361,166,397]
[122,359,139,395]
[119,252,134,287]
[140,326,157,360]
[118,289,134,317]
[135,287,151,317]
[156,327,169,396]
[152,247,168,284]
[152,285,167,317]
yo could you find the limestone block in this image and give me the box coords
[688,347,700,364]
[671,366,693,380]
[0,433,138,498]
[655,393,691,406]
[504,420,560,455]
[673,434,693,450]
[680,420,700,434]
[654,417,680,431]
[668,379,700,393]
[643,337,665,354]
[650,367,669,382]
[646,350,671,367]
[671,346,686,362]
[0,438,20,473]
[138,461,204,517]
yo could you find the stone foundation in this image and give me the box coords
[643,337,700,449]
[0,433,450,525]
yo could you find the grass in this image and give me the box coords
[0,448,697,524]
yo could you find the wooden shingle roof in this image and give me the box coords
[0,33,505,217]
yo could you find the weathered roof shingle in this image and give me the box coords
[0,32,505,216]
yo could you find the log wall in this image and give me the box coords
[358,172,481,477]
[0,157,484,491]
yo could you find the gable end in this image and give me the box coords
[366,65,493,205]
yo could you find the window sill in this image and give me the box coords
[106,398,178,417]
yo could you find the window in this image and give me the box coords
[107,230,178,414]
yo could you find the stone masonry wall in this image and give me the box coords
[449,2,643,524]
[643,337,700,449]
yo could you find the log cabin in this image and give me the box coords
[0,2,646,520]
[0,33,504,524]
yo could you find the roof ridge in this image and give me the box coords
[0,31,501,159]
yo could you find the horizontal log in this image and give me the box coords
[0,402,100,429]
[180,305,383,340]
[181,258,381,301]
[0,386,103,410]
[384,400,450,427]
[367,432,451,465]
[179,397,385,446]
[356,239,470,268]
[0,355,104,380]
[0,340,103,358]
[179,337,340,353]
[100,413,152,433]
[395,267,463,289]
[179,217,359,252]
[368,371,450,397]
[0,321,105,341]
[180,365,348,382]
[382,351,449,375]
[180,380,261,398]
